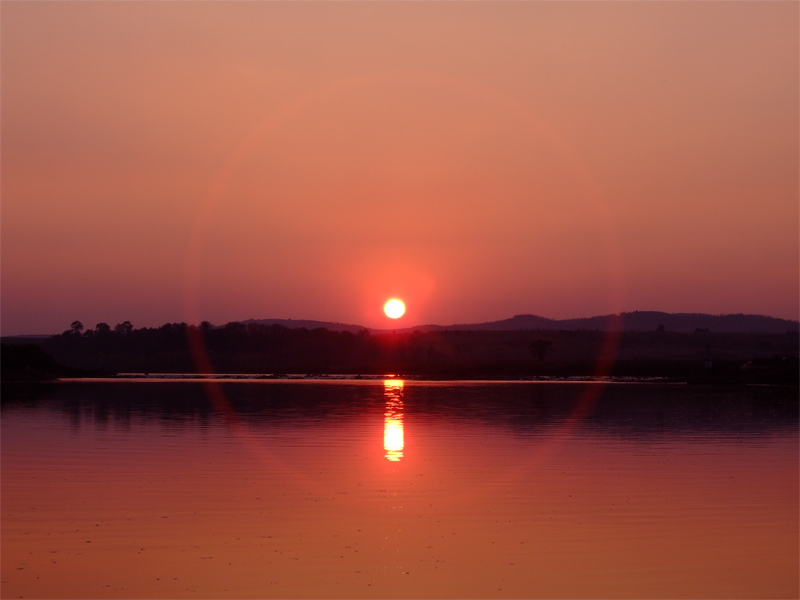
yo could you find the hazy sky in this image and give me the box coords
[2,2,797,335]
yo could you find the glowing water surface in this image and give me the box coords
[383,380,405,462]
[2,381,797,598]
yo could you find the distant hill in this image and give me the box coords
[243,312,798,335]
[400,312,800,334]
[5,312,795,340]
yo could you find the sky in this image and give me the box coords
[2,1,798,335]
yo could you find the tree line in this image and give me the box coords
[41,320,563,377]
[38,319,795,382]
[46,320,441,374]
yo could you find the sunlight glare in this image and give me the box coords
[384,299,405,319]
[384,379,405,461]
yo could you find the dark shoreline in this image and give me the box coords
[3,327,798,386]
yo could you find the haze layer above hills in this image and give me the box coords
[242,312,799,335]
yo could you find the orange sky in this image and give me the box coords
[2,2,797,334]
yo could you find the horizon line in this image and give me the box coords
[4,309,799,338]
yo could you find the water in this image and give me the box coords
[2,380,798,598]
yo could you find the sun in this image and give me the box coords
[384,299,405,319]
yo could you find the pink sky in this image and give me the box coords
[2,2,797,335]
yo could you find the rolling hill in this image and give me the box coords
[242,311,798,334]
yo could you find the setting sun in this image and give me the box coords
[384,299,405,319]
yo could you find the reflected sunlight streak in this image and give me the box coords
[384,379,405,461]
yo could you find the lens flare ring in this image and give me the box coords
[182,70,626,493]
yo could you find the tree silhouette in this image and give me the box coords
[114,321,133,335]
[529,339,553,361]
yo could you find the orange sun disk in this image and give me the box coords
[384,299,405,319]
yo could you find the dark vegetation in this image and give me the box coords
[1,343,110,381]
[2,319,797,384]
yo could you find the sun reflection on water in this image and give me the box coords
[383,379,404,461]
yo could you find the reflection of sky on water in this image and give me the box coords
[2,381,797,440]
[2,381,798,598]
[383,379,404,461]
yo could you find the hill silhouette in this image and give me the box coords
[244,311,798,334]
[2,314,797,384]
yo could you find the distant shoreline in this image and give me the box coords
[60,373,681,384]
[6,310,799,338]
[3,324,797,386]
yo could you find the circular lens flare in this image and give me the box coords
[384,299,405,319]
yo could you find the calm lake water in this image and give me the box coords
[2,380,798,598]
